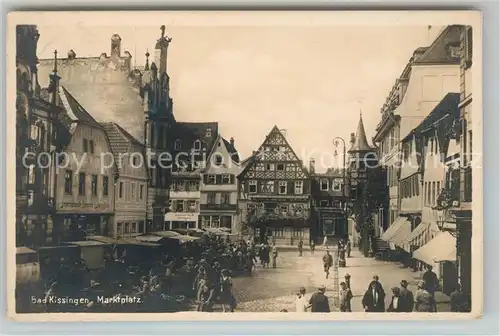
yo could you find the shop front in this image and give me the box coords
[54,213,113,243]
[164,211,199,230]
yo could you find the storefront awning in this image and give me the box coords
[409,222,430,248]
[380,216,411,246]
[412,231,456,265]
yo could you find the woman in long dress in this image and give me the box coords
[414,281,434,312]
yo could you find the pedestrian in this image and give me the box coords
[362,280,386,312]
[322,249,333,279]
[197,280,215,312]
[414,280,434,312]
[450,283,469,312]
[339,281,353,312]
[371,275,386,298]
[346,239,352,258]
[295,287,310,312]
[220,269,236,312]
[422,265,440,312]
[309,285,330,312]
[387,287,404,312]
[271,243,278,268]
[298,239,303,257]
[310,240,316,255]
[399,280,414,312]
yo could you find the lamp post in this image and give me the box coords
[333,137,348,239]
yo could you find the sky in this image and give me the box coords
[35,22,443,172]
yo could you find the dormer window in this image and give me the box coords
[205,128,212,138]
[174,139,182,150]
[193,140,201,151]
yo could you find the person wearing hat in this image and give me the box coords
[322,249,334,279]
[399,280,414,312]
[339,281,353,312]
[414,280,433,312]
[295,287,311,312]
[362,280,386,312]
[386,287,404,312]
[309,285,331,312]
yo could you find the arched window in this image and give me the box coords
[174,139,182,150]
[193,139,201,151]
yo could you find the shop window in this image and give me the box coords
[211,216,220,227]
[131,222,137,233]
[124,223,130,233]
[221,216,232,230]
[202,216,211,228]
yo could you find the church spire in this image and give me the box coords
[348,112,372,153]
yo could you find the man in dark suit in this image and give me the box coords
[422,265,440,312]
[362,281,386,312]
[387,287,405,312]
[309,285,330,312]
[399,280,414,312]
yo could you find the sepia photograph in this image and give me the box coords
[7,11,482,321]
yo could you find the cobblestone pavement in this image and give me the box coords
[337,248,451,312]
[231,249,340,312]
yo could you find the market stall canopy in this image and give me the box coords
[68,240,110,247]
[412,231,456,266]
[121,238,161,247]
[87,235,129,245]
[151,231,182,238]
[135,235,164,243]
[204,227,230,235]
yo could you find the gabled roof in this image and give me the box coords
[238,125,309,178]
[222,137,240,163]
[100,122,142,153]
[58,86,102,128]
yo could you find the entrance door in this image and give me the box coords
[323,219,334,236]
[442,261,458,295]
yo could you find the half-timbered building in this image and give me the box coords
[237,126,311,245]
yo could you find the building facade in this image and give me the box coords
[16,25,59,248]
[101,122,148,238]
[165,122,219,230]
[310,164,347,241]
[200,135,241,233]
[238,126,311,245]
[374,25,462,239]
[50,86,117,242]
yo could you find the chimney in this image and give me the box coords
[230,137,234,146]
[309,158,315,174]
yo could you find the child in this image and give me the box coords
[339,281,353,312]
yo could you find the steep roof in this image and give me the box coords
[414,25,462,65]
[58,86,102,128]
[349,114,373,153]
[100,122,142,153]
[222,137,240,163]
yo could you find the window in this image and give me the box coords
[320,200,329,207]
[175,200,184,212]
[139,184,144,199]
[89,140,95,154]
[91,175,98,196]
[193,139,201,150]
[131,222,137,233]
[211,216,220,227]
[119,182,124,198]
[221,192,230,204]
[83,138,88,152]
[207,192,216,204]
[64,170,73,195]
[214,155,223,166]
[274,228,285,237]
[277,163,285,171]
[102,176,109,197]
[249,180,257,193]
[320,179,329,191]
[262,181,274,193]
[187,180,199,191]
[205,128,212,138]
[207,175,216,185]
[124,223,130,234]
[431,182,436,205]
[117,222,123,236]
[173,181,185,191]
[278,181,287,194]
[221,174,231,184]
[131,183,135,200]
[132,155,139,166]
[188,200,197,212]
[202,216,211,228]
[333,179,342,191]
[266,163,275,171]
[78,173,86,196]
[174,139,181,150]
[221,216,232,230]
[292,228,304,237]
[295,181,303,194]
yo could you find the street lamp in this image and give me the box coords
[333,137,348,239]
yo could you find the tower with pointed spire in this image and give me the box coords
[348,112,378,171]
